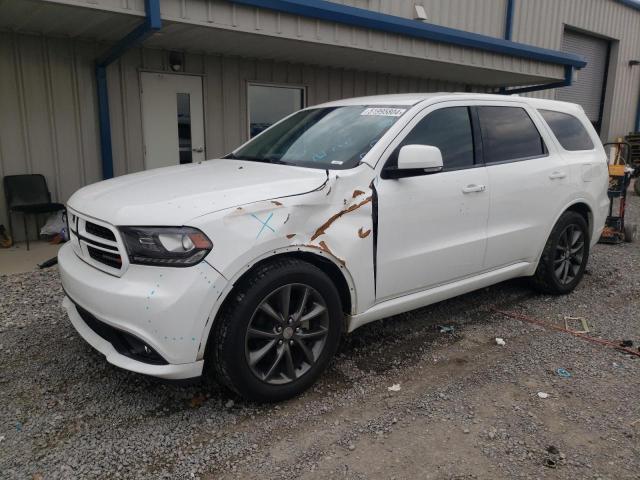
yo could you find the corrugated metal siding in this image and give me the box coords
[335,0,508,38]
[0,31,469,237]
[510,0,640,139]
[557,30,609,123]
[36,0,563,82]
[0,31,102,240]
[109,46,468,173]
[338,0,640,139]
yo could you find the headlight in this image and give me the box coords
[119,227,213,267]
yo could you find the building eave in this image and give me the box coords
[230,0,587,69]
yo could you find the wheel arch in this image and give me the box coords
[196,247,356,360]
[564,201,593,239]
[532,199,594,271]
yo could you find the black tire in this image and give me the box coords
[531,211,590,295]
[206,258,344,402]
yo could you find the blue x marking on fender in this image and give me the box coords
[251,212,275,238]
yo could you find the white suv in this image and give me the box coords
[59,93,609,401]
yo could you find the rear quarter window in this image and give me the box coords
[477,106,547,164]
[539,109,595,151]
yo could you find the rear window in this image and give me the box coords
[539,109,595,151]
[477,106,547,164]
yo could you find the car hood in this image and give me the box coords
[67,159,328,225]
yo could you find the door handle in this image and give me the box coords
[192,146,204,153]
[549,171,566,180]
[462,184,486,194]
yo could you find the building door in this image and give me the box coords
[140,72,205,170]
[557,29,610,133]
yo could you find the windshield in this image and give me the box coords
[230,106,408,169]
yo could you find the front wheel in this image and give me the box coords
[531,211,590,295]
[206,258,344,402]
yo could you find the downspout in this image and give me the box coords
[504,0,514,41]
[505,65,575,95]
[96,0,162,179]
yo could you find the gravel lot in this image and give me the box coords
[1,194,639,479]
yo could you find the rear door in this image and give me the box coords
[375,103,490,301]
[478,103,570,269]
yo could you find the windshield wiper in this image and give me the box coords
[226,153,290,165]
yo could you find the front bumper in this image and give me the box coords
[58,242,225,379]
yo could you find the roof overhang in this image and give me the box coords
[0,0,578,88]
[230,0,587,70]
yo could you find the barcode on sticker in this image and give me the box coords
[361,108,406,117]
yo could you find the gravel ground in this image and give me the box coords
[1,195,639,479]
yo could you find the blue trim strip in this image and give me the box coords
[504,0,514,40]
[230,0,586,69]
[96,0,161,179]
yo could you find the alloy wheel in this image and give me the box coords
[554,224,585,285]
[245,283,330,385]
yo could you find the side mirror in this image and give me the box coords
[382,145,444,179]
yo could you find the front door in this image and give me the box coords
[375,104,490,301]
[140,72,205,170]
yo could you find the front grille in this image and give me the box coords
[88,246,122,269]
[68,209,127,275]
[74,302,167,365]
[86,221,116,241]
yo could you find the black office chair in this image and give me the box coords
[3,174,65,250]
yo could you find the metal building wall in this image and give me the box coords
[511,0,640,140]
[0,31,468,235]
[351,0,640,140]
[0,32,103,239]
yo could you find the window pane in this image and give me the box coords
[477,106,546,163]
[249,85,304,137]
[234,106,404,169]
[396,107,474,169]
[539,109,595,151]
[177,93,192,164]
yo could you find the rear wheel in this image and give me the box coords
[531,211,590,295]
[206,258,343,402]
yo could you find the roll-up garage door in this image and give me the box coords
[557,29,609,130]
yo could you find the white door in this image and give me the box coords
[477,104,570,268]
[140,72,205,170]
[375,104,490,301]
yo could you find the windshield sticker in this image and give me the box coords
[331,160,344,165]
[361,107,406,117]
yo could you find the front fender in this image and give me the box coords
[191,166,377,360]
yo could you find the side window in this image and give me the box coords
[477,106,547,164]
[391,106,475,170]
[539,109,595,151]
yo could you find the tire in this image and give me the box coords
[206,258,344,402]
[531,211,590,295]
[624,223,637,243]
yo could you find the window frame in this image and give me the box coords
[473,105,549,166]
[246,81,307,139]
[537,108,596,152]
[381,104,483,175]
